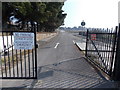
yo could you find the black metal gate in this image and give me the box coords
[85,27,118,77]
[0,25,37,79]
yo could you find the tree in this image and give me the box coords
[2,2,67,32]
[42,2,67,32]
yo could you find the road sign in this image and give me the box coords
[91,34,96,40]
[81,21,86,26]
[13,32,34,50]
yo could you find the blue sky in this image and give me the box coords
[62,0,119,28]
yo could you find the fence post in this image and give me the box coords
[113,23,120,81]
[34,24,37,79]
[85,29,88,57]
[110,26,118,77]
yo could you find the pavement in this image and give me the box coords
[1,30,119,89]
[73,34,86,51]
[75,42,86,51]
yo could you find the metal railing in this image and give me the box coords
[0,25,37,79]
[85,27,118,76]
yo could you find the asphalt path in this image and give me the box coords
[37,30,83,67]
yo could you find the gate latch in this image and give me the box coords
[36,43,39,48]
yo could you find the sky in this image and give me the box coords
[62,0,119,28]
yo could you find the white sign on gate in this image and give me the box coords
[13,32,34,50]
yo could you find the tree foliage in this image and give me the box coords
[2,2,67,32]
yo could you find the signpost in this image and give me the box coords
[81,20,86,36]
[13,32,34,50]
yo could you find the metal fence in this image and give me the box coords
[0,25,37,79]
[85,27,118,76]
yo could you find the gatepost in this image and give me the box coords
[113,23,120,81]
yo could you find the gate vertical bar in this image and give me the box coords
[113,23,120,81]
[24,49,27,77]
[7,32,11,77]
[85,29,89,57]
[34,24,37,79]
[2,32,7,77]
[11,33,15,77]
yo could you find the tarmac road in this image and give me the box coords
[37,30,83,67]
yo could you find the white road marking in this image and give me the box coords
[54,43,60,48]
[73,40,75,44]
[60,30,65,32]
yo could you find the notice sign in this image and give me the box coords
[13,32,34,50]
[91,34,96,40]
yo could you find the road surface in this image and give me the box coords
[37,30,83,66]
